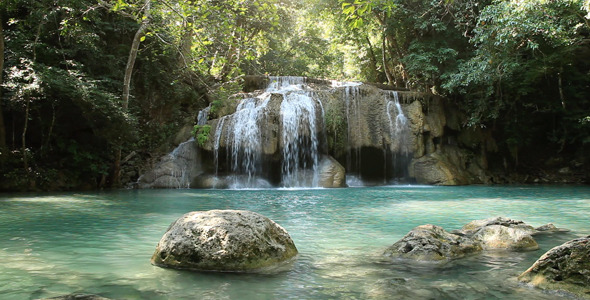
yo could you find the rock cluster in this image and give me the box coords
[519,235,590,298]
[384,217,554,262]
[151,210,298,272]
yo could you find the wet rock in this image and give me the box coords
[518,235,590,298]
[459,217,536,236]
[151,210,298,272]
[458,217,538,251]
[385,217,552,263]
[383,225,482,261]
[40,294,111,300]
[318,155,346,188]
[534,223,570,234]
[470,225,539,251]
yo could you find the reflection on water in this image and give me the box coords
[0,186,588,299]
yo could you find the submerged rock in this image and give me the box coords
[383,225,482,261]
[151,210,298,272]
[384,217,554,262]
[518,235,590,298]
[40,294,111,300]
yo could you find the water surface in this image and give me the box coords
[0,185,588,299]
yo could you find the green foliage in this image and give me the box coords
[192,124,211,147]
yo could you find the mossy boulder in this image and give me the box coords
[151,210,298,272]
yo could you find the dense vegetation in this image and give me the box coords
[0,0,588,190]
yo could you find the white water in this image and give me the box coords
[280,91,320,187]
[385,91,410,154]
[344,85,362,176]
[227,95,271,187]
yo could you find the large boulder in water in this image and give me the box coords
[383,225,482,261]
[151,210,298,271]
[518,235,590,298]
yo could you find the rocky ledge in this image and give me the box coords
[151,210,298,272]
[384,217,564,262]
[518,235,590,298]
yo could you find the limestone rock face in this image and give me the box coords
[151,210,298,272]
[137,139,202,188]
[518,236,590,298]
[383,225,482,261]
[318,155,346,188]
[409,150,469,185]
[410,145,491,185]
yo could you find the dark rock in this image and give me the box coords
[518,235,590,298]
[383,224,482,261]
[151,210,298,272]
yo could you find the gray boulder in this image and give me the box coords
[470,225,539,251]
[384,217,550,262]
[151,210,298,272]
[457,217,538,251]
[383,225,482,261]
[518,235,590,298]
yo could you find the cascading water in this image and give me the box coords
[280,91,320,187]
[343,84,363,186]
[204,76,413,189]
[385,91,411,181]
[221,94,271,188]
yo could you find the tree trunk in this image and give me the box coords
[558,67,566,110]
[22,99,30,170]
[0,20,6,149]
[122,0,151,111]
[114,0,151,187]
[382,35,394,86]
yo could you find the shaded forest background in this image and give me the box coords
[0,0,589,191]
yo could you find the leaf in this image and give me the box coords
[140,36,146,42]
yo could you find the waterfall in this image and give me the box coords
[343,85,363,185]
[197,106,210,125]
[267,76,306,92]
[203,76,413,189]
[222,94,271,188]
[385,91,411,181]
[280,91,320,187]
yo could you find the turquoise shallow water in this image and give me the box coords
[0,185,589,299]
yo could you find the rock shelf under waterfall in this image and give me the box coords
[139,76,495,189]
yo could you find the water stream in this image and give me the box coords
[1,185,588,299]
